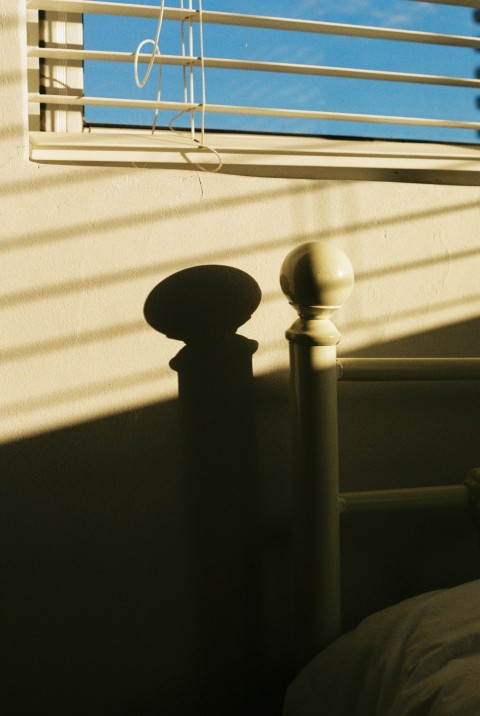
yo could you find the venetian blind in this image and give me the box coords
[27,0,480,144]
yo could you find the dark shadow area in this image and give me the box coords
[0,384,293,716]
[341,507,480,632]
[145,266,281,714]
[1,399,191,716]
[339,375,480,628]
[144,264,261,344]
[345,316,480,358]
[0,266,293,715]
[338,315,480,629]
[1,305,479,713]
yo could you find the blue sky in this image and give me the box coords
[84,0,480,143]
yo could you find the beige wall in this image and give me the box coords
[1,3,479,714]
[4,7,480,442]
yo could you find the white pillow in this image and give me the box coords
[283,579,480,716]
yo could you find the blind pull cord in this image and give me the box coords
[133,0,222,172]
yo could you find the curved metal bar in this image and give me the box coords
[340,484,470,513]
[337,357,480,381]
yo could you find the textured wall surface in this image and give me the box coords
[1,3,479,713]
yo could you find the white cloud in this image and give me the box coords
[285,0,437,28]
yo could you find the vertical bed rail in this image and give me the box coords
[280,241,354,667]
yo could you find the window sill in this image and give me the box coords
[29,129,480,185]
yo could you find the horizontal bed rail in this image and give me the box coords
[339,484,470,513]
[337,357,480,381]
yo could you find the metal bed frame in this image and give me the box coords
[280,241,480,668]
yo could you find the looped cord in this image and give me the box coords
[133,0,165,89]
[133,0,223,172]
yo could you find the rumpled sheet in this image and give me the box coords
[283,579,480,715]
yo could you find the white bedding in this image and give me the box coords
[283,579,480,715]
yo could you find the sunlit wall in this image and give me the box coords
[1,3,479,713]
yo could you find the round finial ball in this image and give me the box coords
[280,241,354,311]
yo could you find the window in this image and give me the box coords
[26,0,480,183]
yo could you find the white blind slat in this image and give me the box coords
[29,48,480,90]
[407,0,480,7]
[30,93,480,131]
[26,0,480,49]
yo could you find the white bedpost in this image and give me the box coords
[280,241,354,668]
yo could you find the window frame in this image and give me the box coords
[26,3,480,185]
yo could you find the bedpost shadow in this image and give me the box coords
[144,265,263,713]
